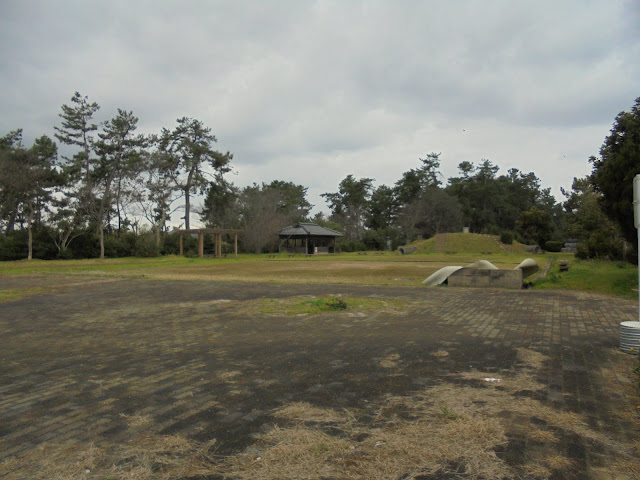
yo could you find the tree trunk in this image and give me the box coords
[156,208,167,247]
[6,209,17,232]
[99,224,105,259]
[98,177,114,260]
[185,191,190,229]
[27,201,34,260]
[184,165,197,230]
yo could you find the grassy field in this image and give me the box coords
[0,232,637,298]
[534,257,638,299]
[0,251,535,286]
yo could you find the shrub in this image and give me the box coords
[499,231,514,245]
[57,248,73,260]
[337,240,367,252]
[544,241,563,252]
[134,233,159,257]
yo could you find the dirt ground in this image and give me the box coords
[0,275,639,479]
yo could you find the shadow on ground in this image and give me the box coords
[0,276,638,479]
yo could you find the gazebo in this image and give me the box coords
[177,228,243,258]
[278,223,343,255]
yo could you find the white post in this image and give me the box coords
[633,175,640,322]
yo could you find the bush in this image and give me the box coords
[575,243,590,259]
[362,228,402,251]
[0,231,27,261]
[337,240,367,252]
[134,233,159,257]
[544,240,563,252]
[57,248,73,260]
[500,231,514,245]
[575,232,624,260]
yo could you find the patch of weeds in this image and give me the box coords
[257,295,405,316]
[439,406,464,421]
[545,272,560,284]
[0,286,63,303]
[305,297,348,311]
[534,259,638,299]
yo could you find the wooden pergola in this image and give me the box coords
[177,228,243,258]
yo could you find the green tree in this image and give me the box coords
[447,160,559,235]
[321,175,373,241]
[137,144,183,247]
[366,185,398,230]
[263,180,313,223]
[92,109,147,258]
[516,207,554,247]
[562,177,624,259]
[54,92,100,186]
[200,174,239,229]
[0,130,25,232]
[394,152,442,204]
[396,188,463,241]
[159,117,233,230]
[590,97,640,249]
[0,131,61,259]
[237,184,289,253]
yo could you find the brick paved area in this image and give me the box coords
[0,276,638,478]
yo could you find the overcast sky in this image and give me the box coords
[1,1,639,226]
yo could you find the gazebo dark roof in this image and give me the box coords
[279,223,343,237]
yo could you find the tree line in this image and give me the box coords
[1,93,638,261]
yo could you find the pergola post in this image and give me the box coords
[198,231,204,258]
[179,233,183,256]
[234,234,238,258]
[216,233,222,258]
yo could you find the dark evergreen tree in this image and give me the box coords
[590,97,640,249]
[321,175,374,241]
[93,109,147,258]
[158,117,232,230]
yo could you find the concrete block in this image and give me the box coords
[448,268,523,289]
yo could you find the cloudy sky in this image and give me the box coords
[1,1,639,225]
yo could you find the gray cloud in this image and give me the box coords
[1,0,638,222]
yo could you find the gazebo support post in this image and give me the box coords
[198,232,204,258]
[179,233,183,256]
[234,234,238,258]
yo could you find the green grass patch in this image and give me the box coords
[0,286,58,303]
[404,232,530,256]
[534,259,638,299]
[258,295,405,315]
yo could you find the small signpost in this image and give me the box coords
[634,175,640,321]
[622,175,640,354]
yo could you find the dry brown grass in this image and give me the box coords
[2,344,637,480]
[1,434,218,480]
[523,462,552,478]
[273,402,348,424]
[544,455,577,470]
[119,413,153,429]
[0,441,106,480]
[227,411,509,480]
[378,353,401,368]
[432,349,450,357]
[515,347,550,370]
[458,369,547,394]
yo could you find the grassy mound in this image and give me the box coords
[405,232,528,255]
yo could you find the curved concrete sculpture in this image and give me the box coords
[399,246,417,255]
[466,260,499,270]
[422,258,539,288]
[514,258,539,279]
[422,266,463,286]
